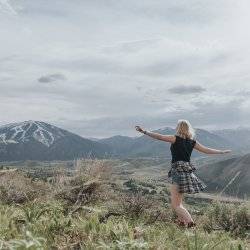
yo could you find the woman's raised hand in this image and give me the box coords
[221,149,232,154]
[135,126,145,133]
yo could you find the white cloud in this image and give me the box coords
[0,0,250,137]
[0,0,17,15]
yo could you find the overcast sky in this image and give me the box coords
[1,0,250,138]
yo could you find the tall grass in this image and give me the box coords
[0,159,249,249]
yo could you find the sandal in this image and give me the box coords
[187,221,196,228]
[174,219,186,227]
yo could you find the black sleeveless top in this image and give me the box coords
[170,135,196,163]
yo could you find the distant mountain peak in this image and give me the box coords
[0,120,111,161]
[0,120,67,147]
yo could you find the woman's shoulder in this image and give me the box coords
[191,135,197,142]
[173,134,181,141]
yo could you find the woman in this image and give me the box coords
[135,120,231,228]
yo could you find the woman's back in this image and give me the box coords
[170,135,196,163]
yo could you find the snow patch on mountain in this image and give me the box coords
[0,121,67,147]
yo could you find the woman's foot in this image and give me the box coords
[174,218,186,227]
[175,219,196,228]
[186,221,196,228]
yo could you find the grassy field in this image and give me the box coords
[0,158,249,249]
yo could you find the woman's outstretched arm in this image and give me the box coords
[135,126,175,143]
[194,141,231,154]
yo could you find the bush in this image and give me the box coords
[161,187,170,195]
[119,191,154,219]
[0,170,49,204]
[55,180,102,206]
[51,159,114,212]
[138,181,156,189]
[201,200,250,238]
[123,179,154,195]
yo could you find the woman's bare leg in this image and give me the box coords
[170,184,194,224]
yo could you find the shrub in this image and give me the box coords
[201,200,250,238]
[123,179,154,195]
[138,181,156,189]
[52,159,113,210]
[119,191,154,219]
[54,180,102,206]
[0,170,49,204]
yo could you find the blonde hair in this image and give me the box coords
[176,119,195,139]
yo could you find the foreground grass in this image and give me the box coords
[0,201,248,250]
[0,159,249,249]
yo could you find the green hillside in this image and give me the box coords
[197,153,250,199]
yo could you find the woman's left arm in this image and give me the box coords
[193,141,232,154]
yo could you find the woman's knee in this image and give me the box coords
[170,187,182,208]
[171,203,176,209]
[171,197,182,209]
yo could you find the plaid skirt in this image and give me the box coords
[168,161,207,194]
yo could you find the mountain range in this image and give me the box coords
[98,127,246,158]
[0,120,250,161]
